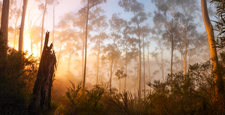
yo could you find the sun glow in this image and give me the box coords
[23,31,39,58]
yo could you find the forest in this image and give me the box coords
[1,0,225,114]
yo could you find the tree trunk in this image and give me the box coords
[83,0,89,92]
[110,58,113,91]
[184,29,187,74]
[143,38,146,98]
[82,29,85,78]
[40,0,47,56]
[125,46,127,92]
[14,16,19,49]
[133,58,136,94]
[201,0,224,100]
[52,5,55,45]
[119,77,121,93]
[148,42,151,94]
[138,25,141,100]
[1,0,10,46]
[18,0,28,51]
[171,34,173,79]
[29,32,56,114]
[161,50,164,83]
[96,41,100,85]
[181,52,182,71]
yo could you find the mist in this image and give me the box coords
[1,0,225,114]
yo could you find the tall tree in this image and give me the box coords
[90,7,108,85]
[119,0,148,100]
[151,26,166,83]
[162,19,179,77]
[102,43,121,91]
[1,0,10,46]
[80,0,107,92]
[9,0,21,49]
[201,0,223,101]
[18,0,28,51]
[151,0,201,75]
[147,40,151,94]
[52,1,59,46]
[36,0,57,56]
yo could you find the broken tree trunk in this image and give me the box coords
[29,32,56,114]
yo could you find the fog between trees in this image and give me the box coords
[1,0,215,99]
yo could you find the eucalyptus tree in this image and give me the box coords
[101,13,127,91]
[151,0,201,75]
[201,0,223,101]
[27,4,42,54]
[18,0,28,51]
[151,26,166,83]
[1,0,10,46]
[118,0,148,100]
[72,11,87,78]
[110,13,132,92]
[64,38,81,71]
[101,43,121,91]
[162,19,180,77]
[79,0,107,91]
[52,1,59,45]
[36,0,58,56]
[147,40,151,94]
[8,0,21,48]
[115,69,127,93]
[89,7,108,85]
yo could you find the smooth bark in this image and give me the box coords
[40,0,47,56]
[184,30,187,74]
[125,46,127,92]
[138,24,141,100]
[83,0,89,92]
[143,38,146,98]
[148,42,151,94]
[18,0,28,51]
[170,34,173,78]
[1,0,10,44]
[201,0,224,100]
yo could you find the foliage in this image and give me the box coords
[0,37,38,114]
[58,53,225,115]
[58,82,106,115]
[147,57,225,114]
[211,0,225,49]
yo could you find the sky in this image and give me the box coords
[17,0,159,57]
[12,0,212,56]
[6,0,215,55]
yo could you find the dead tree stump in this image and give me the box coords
[29,32,56,114]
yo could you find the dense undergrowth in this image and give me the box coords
[0,37,38,114]
[53,56,225,115]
